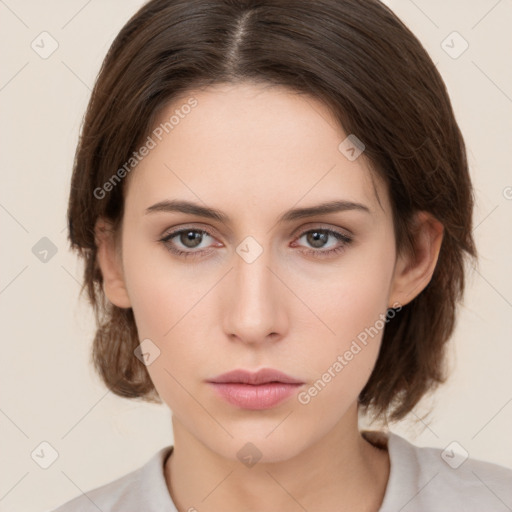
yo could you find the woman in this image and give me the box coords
[52,0,512,510]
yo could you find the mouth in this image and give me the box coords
[206,368,304,410]
[207,368,304,385]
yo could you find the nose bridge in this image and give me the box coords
[224,239,286,342]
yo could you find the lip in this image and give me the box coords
[206,368,304,410]
[207,368,304,385]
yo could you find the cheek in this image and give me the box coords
[120,232,214,400]
[293,298,392,431]
[121,230,188,337]
[305,234,395,346]
[296,235,396,395]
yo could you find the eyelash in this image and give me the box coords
[158,226,353,260]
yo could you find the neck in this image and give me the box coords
[165,404,390,512]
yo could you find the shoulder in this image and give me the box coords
[365,430,512,512]
[48,446,174,512]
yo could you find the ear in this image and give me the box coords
[388,211,444,307]
[94,217,132,309]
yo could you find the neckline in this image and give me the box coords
[158,430,397,512]
[361,430,417,512]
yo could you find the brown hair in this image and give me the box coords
[67,0,476,422]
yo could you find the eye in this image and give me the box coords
[292,228,353,258]
[159,228,217,259]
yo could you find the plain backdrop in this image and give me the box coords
[1,1,511,511]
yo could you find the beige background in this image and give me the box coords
[1,1,511,511]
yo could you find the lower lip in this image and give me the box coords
[208,382,302,410]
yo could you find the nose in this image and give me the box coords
[222,245,289,345]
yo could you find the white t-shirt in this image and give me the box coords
[48,430,512,512]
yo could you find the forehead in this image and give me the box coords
[126,82,389,219]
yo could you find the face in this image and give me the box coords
[107,82,405,462]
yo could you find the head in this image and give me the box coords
[68,0,476,461]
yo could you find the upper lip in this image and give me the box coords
[207,368,304,385]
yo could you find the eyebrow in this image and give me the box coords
[145,199,370,223]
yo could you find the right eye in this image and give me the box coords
[159,228,219,258]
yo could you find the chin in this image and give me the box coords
[201,422,315,465]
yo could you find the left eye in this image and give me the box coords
[292,228,353,258]
[295,229,350,250]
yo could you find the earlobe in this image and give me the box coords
[388,211,444,308]
[94,217,132,309]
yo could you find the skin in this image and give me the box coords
[95,82,443,512]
